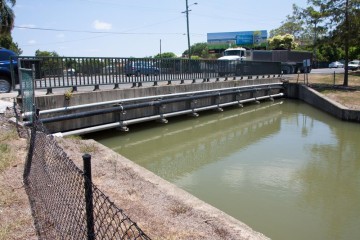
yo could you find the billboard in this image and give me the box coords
[207,30,268,50]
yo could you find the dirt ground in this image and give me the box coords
[1,73,359,239]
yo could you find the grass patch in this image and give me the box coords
[0,217,31,240]
[289,71,360,86]
[287,72,360,109]
[0,144,12,172]
[0,129,18,142]
[0,129,18,173]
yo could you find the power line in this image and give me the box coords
[14,25,184,35]
[20,34,115,47]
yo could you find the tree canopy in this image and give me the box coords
[309,0,360,86]
[268,34,298,50]
[182,42,217,59]
[154,52,177,59]
[0,0,16,34]
[271,0,359,86]
[0,33,22,54]
[35,50,60,57]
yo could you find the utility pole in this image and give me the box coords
[183,0,197,59]
[160,39,162,59]
[185,0,191,59]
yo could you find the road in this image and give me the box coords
[0,68,348,101]
[311,67,345,74]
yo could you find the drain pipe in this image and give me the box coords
[52,93,283,137]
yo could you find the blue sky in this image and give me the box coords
[12,0,309,57]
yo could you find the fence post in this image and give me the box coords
[83,154,94,240]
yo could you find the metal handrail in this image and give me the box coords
[12,56,282,93]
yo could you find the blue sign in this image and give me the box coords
[207,30,267,49]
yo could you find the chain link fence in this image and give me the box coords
[23,119,150,239]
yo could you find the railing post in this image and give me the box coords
[83,154,95,240]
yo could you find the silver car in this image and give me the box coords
[348,60,360,71]
[328,61,344,68]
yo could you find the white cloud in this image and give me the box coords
[93,20,112,30]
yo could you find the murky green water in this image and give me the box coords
[88,100,360,240]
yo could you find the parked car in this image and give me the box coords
[348,60,360,71]
[328,61,344,68]
[63,68,76,76]
[101,65,117,75]
[0,48,18,93]
[124,61,159,77]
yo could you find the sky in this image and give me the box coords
[11,0,309,58]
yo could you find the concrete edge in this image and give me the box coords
[285,83,360,122]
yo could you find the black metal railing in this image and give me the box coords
[12,56,281,93]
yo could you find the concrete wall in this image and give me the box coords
[28,78,283,133]
[285,83,360,122]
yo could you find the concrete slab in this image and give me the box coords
[0,99,14,113]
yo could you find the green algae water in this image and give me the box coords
[88,100,360,240]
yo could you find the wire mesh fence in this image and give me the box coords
[19,67,35,120]
[23,119,150,240]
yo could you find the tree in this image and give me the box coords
[309,0,360,86]
[268,34,298,50]
[182,42,212,59]
[0,33,22,54]
[35,50,59,57]
[0,0,16,34]
[270,4,304,39]
[35,50,62,76]
[298,6,327,67]
[154,52,177,59]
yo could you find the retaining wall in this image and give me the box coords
[285,83,360,122]
[27,78,283,133]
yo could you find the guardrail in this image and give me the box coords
[12,56,281,93]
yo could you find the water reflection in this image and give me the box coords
[92,101,283,181]
[88,100,360,240]
[294,121,360,240]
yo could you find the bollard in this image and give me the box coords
[83,154,94,240]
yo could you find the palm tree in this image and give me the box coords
[0,0,16,35]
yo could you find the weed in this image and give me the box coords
[213,226,229,238]
[64,89,73,100]
[64,135,82,141]
[169,202,191,216]
[80,142,98,153]
[64,135,82,145]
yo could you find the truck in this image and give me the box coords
[0,48,18,93]
[218,47,312,75]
